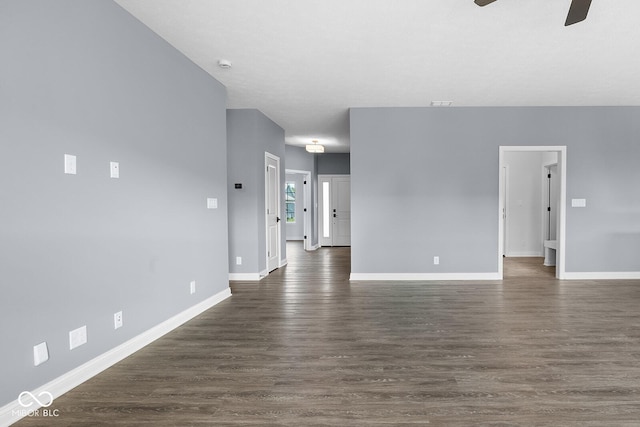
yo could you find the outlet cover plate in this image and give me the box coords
[64,154,77,175]
[114,311,123,329]
[69,325,87,350]
[33,342,49,366]
[110,161,120,178]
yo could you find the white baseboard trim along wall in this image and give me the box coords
[350,272,640,281]
[350,273,502,281]
[229,268,270,281]
[0,288,231,427]
[229,273,263,281]
[562,272,640,280]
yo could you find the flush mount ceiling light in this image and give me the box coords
[305,140,325,153]
[218,59,232,69]
[431,101,453,107]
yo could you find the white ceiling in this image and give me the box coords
[114,0,640,153]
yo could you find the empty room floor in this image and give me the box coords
[17,243,640,426]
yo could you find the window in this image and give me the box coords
[285,182,296,223]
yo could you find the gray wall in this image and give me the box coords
[350,107,640,275]
[285,173,305,240]
[227,109,286,275]
[318,153,350,175]
[0,0,229,408]
[285,145,318,246]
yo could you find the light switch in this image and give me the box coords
[110,162,119,178]
[571,198,587,208]
[33,342,49,366]
[64,154,76,175]
[207,198,218,209]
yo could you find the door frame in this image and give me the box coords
[501,164,510,257]
[542,162,559,244]
[265,152,281,273]
[285,169,312,251]
[498,146,567,279]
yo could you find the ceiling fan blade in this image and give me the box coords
[475,0,498,6]
[565,0,592,26]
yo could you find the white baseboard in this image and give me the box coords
[279,258,288,268]
[506,252,544,257]
[229,273,263,281]
[562,272,640,280]
[0,287,231,427]
[350,272,501,281]
[308,244,320,251]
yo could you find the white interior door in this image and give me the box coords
[319,175,350,247]
[266,153,280,272]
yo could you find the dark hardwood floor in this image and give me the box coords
[17,243,640,426]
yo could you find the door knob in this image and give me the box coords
[276,217,281,222]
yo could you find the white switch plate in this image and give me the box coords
[64,154,77,175]
[33,342,49,366]
[433,256,440,265]
[69,325,87,350]
[190,280,196,294]
[207,198,218,209]
[114,311,123,329]
[571,198,587,208]
[110,161,119,178]
[236,256,242,265]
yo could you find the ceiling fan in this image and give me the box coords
[475,0,592,26]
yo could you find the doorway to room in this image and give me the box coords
[499,146,567,280]
[285,169,312,251]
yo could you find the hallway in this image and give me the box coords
[18,243,640,426]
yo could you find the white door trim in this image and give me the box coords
[542,162,559,251]
[265,152,281,273]
[501,164,510,257]
[498,146,567,279]
[285,168,312,251]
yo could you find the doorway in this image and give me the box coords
[498,146,567,279]
[285,169,312,251]
[319,175,351,247]
[265,152,281,273]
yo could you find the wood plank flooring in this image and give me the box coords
[17,244,640,426]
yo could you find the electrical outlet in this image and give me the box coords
[69,325,87,350]
[236,256,242,265]
[190,280,196,294]
[433,256,440,265]
[114,311,123,329]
